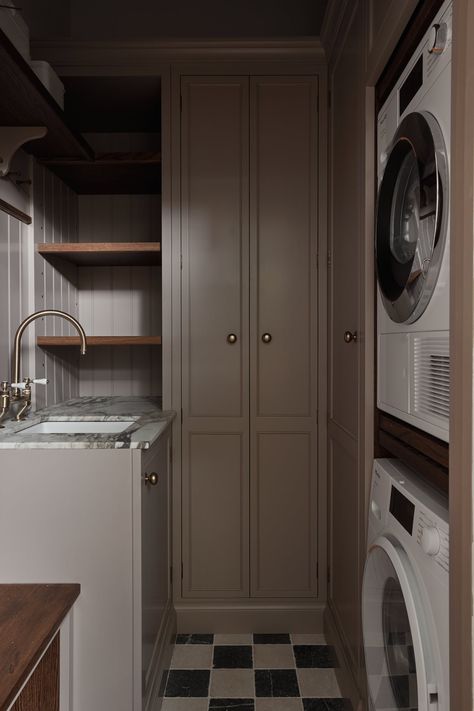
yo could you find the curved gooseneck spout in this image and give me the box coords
[12,309,87,397]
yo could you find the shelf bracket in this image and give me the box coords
[0,127,47,177]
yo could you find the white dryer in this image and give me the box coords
[362,459,449,711]
[376,1,452,442]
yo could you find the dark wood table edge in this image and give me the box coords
[0,583,80,710]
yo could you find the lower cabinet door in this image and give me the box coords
[141,433,170,697]
[182,430,250,598]
[250,431,318,597]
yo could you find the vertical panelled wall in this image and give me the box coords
[0,211,31,389]
[0,161,79,410]
[33,163,80,409]
[77,194,162,396]
[75,131,162,397]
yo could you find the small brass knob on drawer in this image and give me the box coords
[227,333,237,344]
[144,472,159,486]
[262,333,272,343]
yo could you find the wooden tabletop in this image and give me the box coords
[0,584,80,710]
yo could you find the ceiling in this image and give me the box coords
[21,0,330,40]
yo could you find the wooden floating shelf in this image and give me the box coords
[37,336,162,347]
[0,29,93,162]
[41,152,162,194]
[37,242,161,267]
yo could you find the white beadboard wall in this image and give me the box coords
[33,162,80,409]
[0,159,80,413]
[77,193,162,397]
[0,209,31,392]
[76,125,162,398]
[2,130,162,406]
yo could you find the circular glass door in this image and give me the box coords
[362,537,432,711]
[376,111,448,324]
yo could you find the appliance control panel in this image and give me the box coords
[370,460,449,576]
[397,0,452,119]
[416,509,449,572]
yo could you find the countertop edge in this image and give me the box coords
[0,398,175,450]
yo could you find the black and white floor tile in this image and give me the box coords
[161,633,352,711]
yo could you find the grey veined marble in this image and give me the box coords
[0,396,175,450]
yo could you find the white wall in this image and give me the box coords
[0,158,79,412]
[0,200,31,389]
[33,162,80,409]
[77,193,162,397]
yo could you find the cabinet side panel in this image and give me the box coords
[0,450,134,711]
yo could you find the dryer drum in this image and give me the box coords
[376,111,449,324]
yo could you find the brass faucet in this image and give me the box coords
[1,310,88,423]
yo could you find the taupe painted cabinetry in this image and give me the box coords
[181,76,318,600]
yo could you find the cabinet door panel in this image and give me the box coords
[251,432,315,597]
[328,426,359,668]
[141,433,169,695]
[181,77,250,599]
[250,77,319,598]
[182,431,249,597]
[251,77,318,418]
[181,77,249,418]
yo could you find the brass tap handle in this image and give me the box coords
[144,472,159,486]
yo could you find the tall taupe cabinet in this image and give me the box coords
[181,75,318,602]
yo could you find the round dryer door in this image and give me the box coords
[362,537,437,711]
[376,111,448,324]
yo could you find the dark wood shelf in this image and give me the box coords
[41,152,161,194]
[37,241,161,267]
[38,336,162,347]
[0,29,93,161]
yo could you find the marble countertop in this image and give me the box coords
[0,396,175,450]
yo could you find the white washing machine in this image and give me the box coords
[362,459,449,711]
[376,1,452,442]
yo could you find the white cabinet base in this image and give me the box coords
[0,428,173,711]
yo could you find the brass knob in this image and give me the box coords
[227,333,237,344]
[262,333,272,343]
[344,330,358,343]
[144,472,159,486]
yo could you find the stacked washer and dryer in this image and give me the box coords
[363,2,451,710]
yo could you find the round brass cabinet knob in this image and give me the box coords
[144,472,159,486]
[262,333,272,343]
[344,330,358,343]
[227,333,238,344]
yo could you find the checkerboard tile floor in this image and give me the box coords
[161,634,352,711]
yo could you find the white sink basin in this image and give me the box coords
[21,420,137,435]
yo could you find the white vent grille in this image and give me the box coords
[413,336,450,424]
